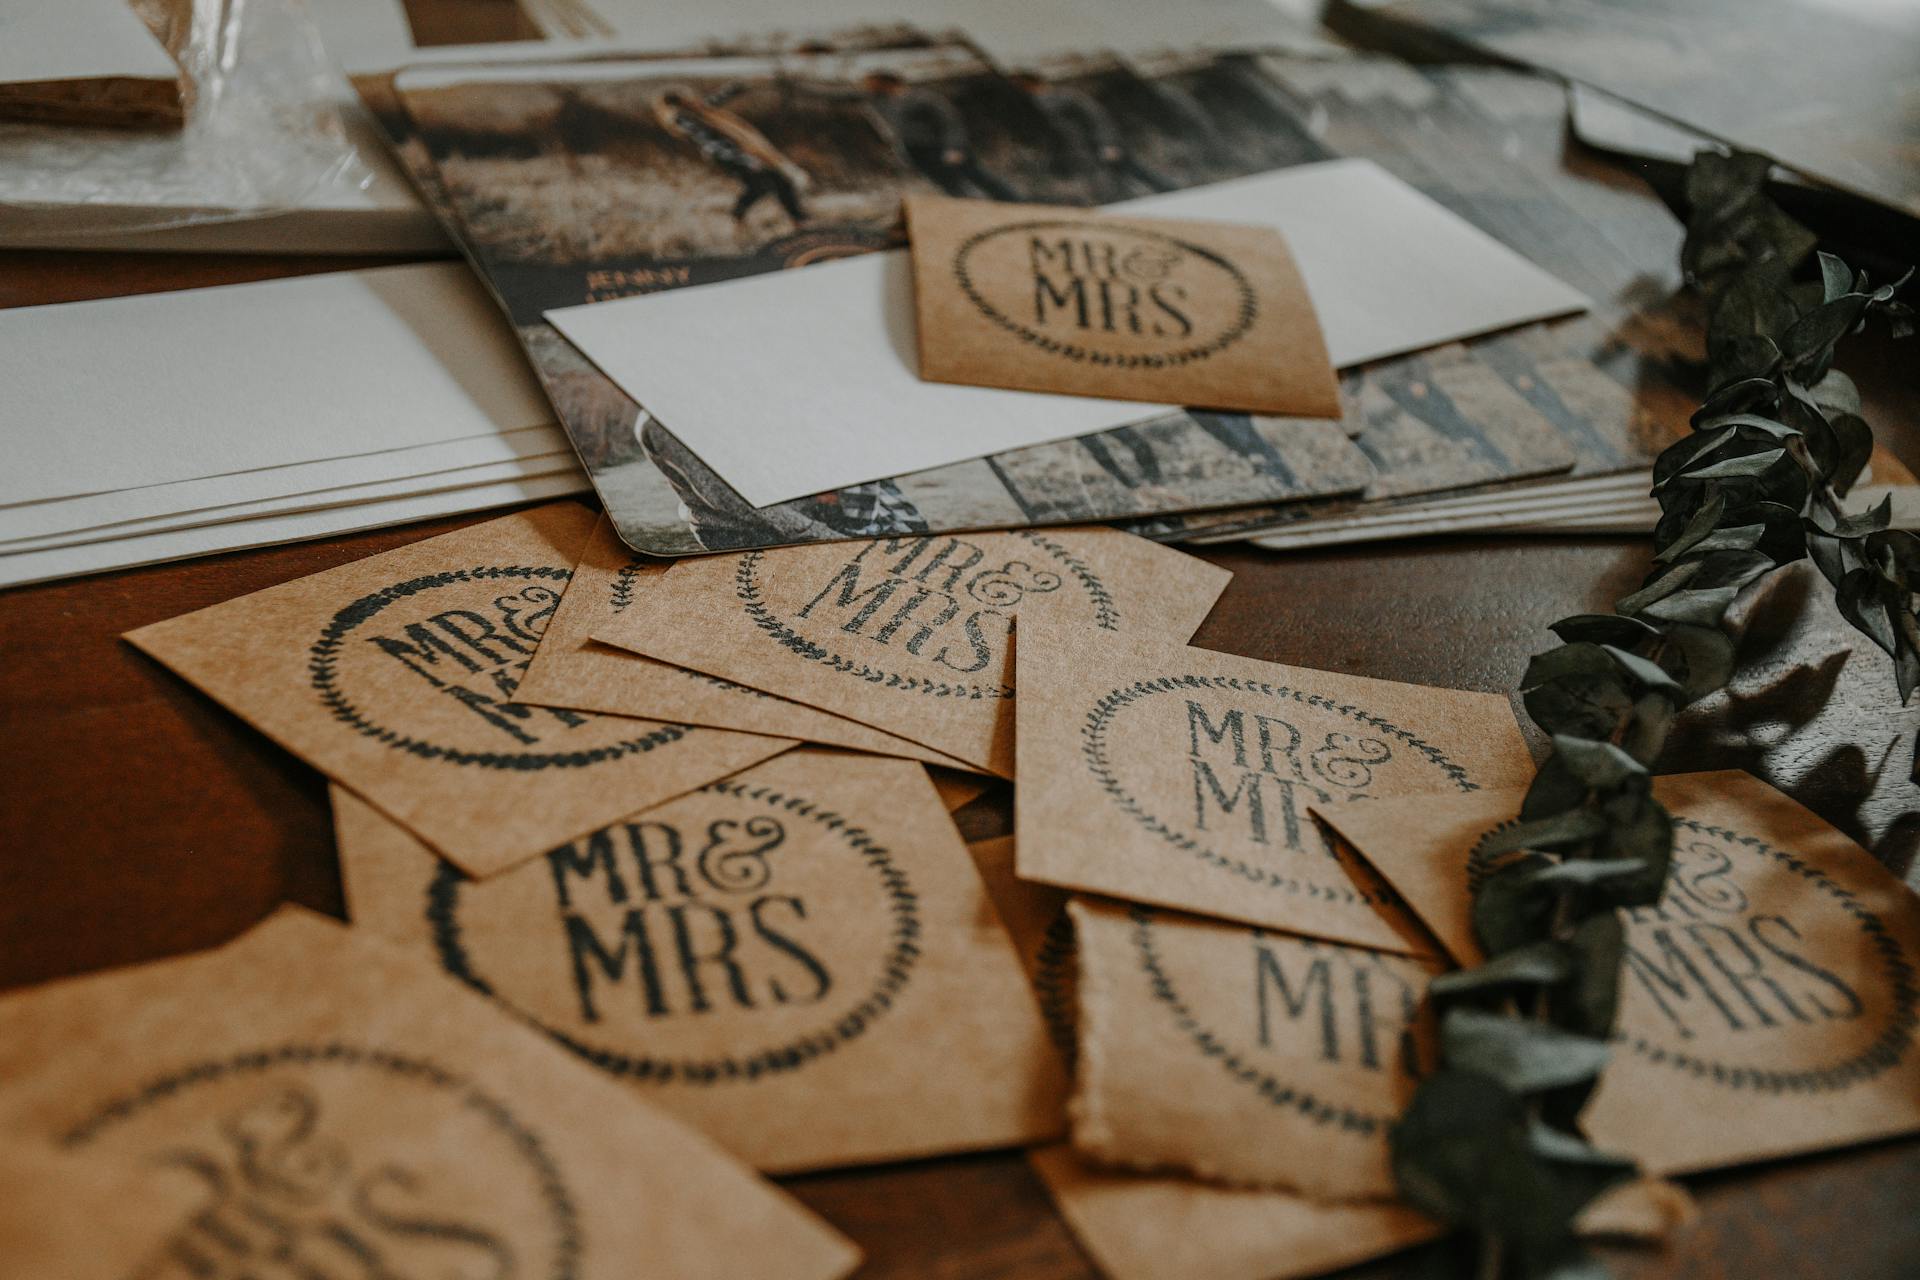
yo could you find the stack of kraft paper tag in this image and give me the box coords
[4,490,1912,1280]
[7,3,1920,1278]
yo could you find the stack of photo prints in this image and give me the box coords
[349,11,1724,561]
[9,6,1920,1280]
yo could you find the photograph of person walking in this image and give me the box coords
[653,83,813,227]
[862,70,1018,200]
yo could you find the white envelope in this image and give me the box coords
[0,263,555,507]
[0,424,568,544]
[0,471,590,592]
[547,159,1588,508]
[0,448,580,554]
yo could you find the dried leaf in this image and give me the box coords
[1430,941,1572,999]
[1441,1009,1612,1095]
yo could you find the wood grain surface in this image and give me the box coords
[1,1,1915,1276]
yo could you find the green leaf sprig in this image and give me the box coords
[1388,149,1913,1280]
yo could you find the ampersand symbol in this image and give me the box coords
[965,560,1063,608]
[1309,733,1392,792]
[696,816,785,894]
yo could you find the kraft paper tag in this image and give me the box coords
[905,195,1342,417]
[334,750,1067,1173]
[124,503,790,878]
[931,768,993,813]
[1028,1146,1690,1280]
[0,909,859,1280]
[516,515,984,773]
[0,1144,206,1279]
[1317,770,1920,1175]
[1071,897,1441,1199]
[1015,623,1531,950]
[1029,1144,1436,1280]
[589,528,1232,777]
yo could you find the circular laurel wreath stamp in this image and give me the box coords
[427,780,921,1084]
[63,1042,581,1280]
[1124,905,1437,1136]
[1471,816,1920,1094]
[1083,674,1477,902]
[310,565,688,770]
[952,219,1259,369]
[734,531,1117,700]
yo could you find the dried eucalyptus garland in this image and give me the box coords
[1387,149,1915,1280]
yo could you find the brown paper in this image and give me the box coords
[1016,622,1531,950]
[966,836,1077,1063]
[1071,897,1441,1199]
[0,908,859,1280]
[124,503,790,878]
[1317,770,1920,1175]
[0,73,184,128]
[905,195,1342,417]
[334,750,1067,1173]
[1029,1148,1689,1280]
[0,1144,205,1279]
[516,515,984,772]
[590,527,1232,776]
[932,767,993,813]
[1030,1144,1436,1280]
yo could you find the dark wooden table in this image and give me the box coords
[3,5,1917,1277]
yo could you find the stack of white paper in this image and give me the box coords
[1238,481,1920,547]
[0,262,587,589]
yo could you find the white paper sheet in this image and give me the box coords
[307,0,418,74]
[0,449,580,554]
[546,159,1589,508]
[0,423,568,543]
[0,262,555,507]
[0,471,590,591]
[0,0,176,86]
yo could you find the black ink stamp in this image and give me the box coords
[1126,906,1429,1135]
[427,780,922,1085]
[735,532,1115,699]
[311,565,687,770]
[1083,674,1476,900]
[1470,817,1919,1093]
[64,1041,582,1280]
[953,220,1259,369]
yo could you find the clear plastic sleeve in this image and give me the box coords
[0,0,370,237]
